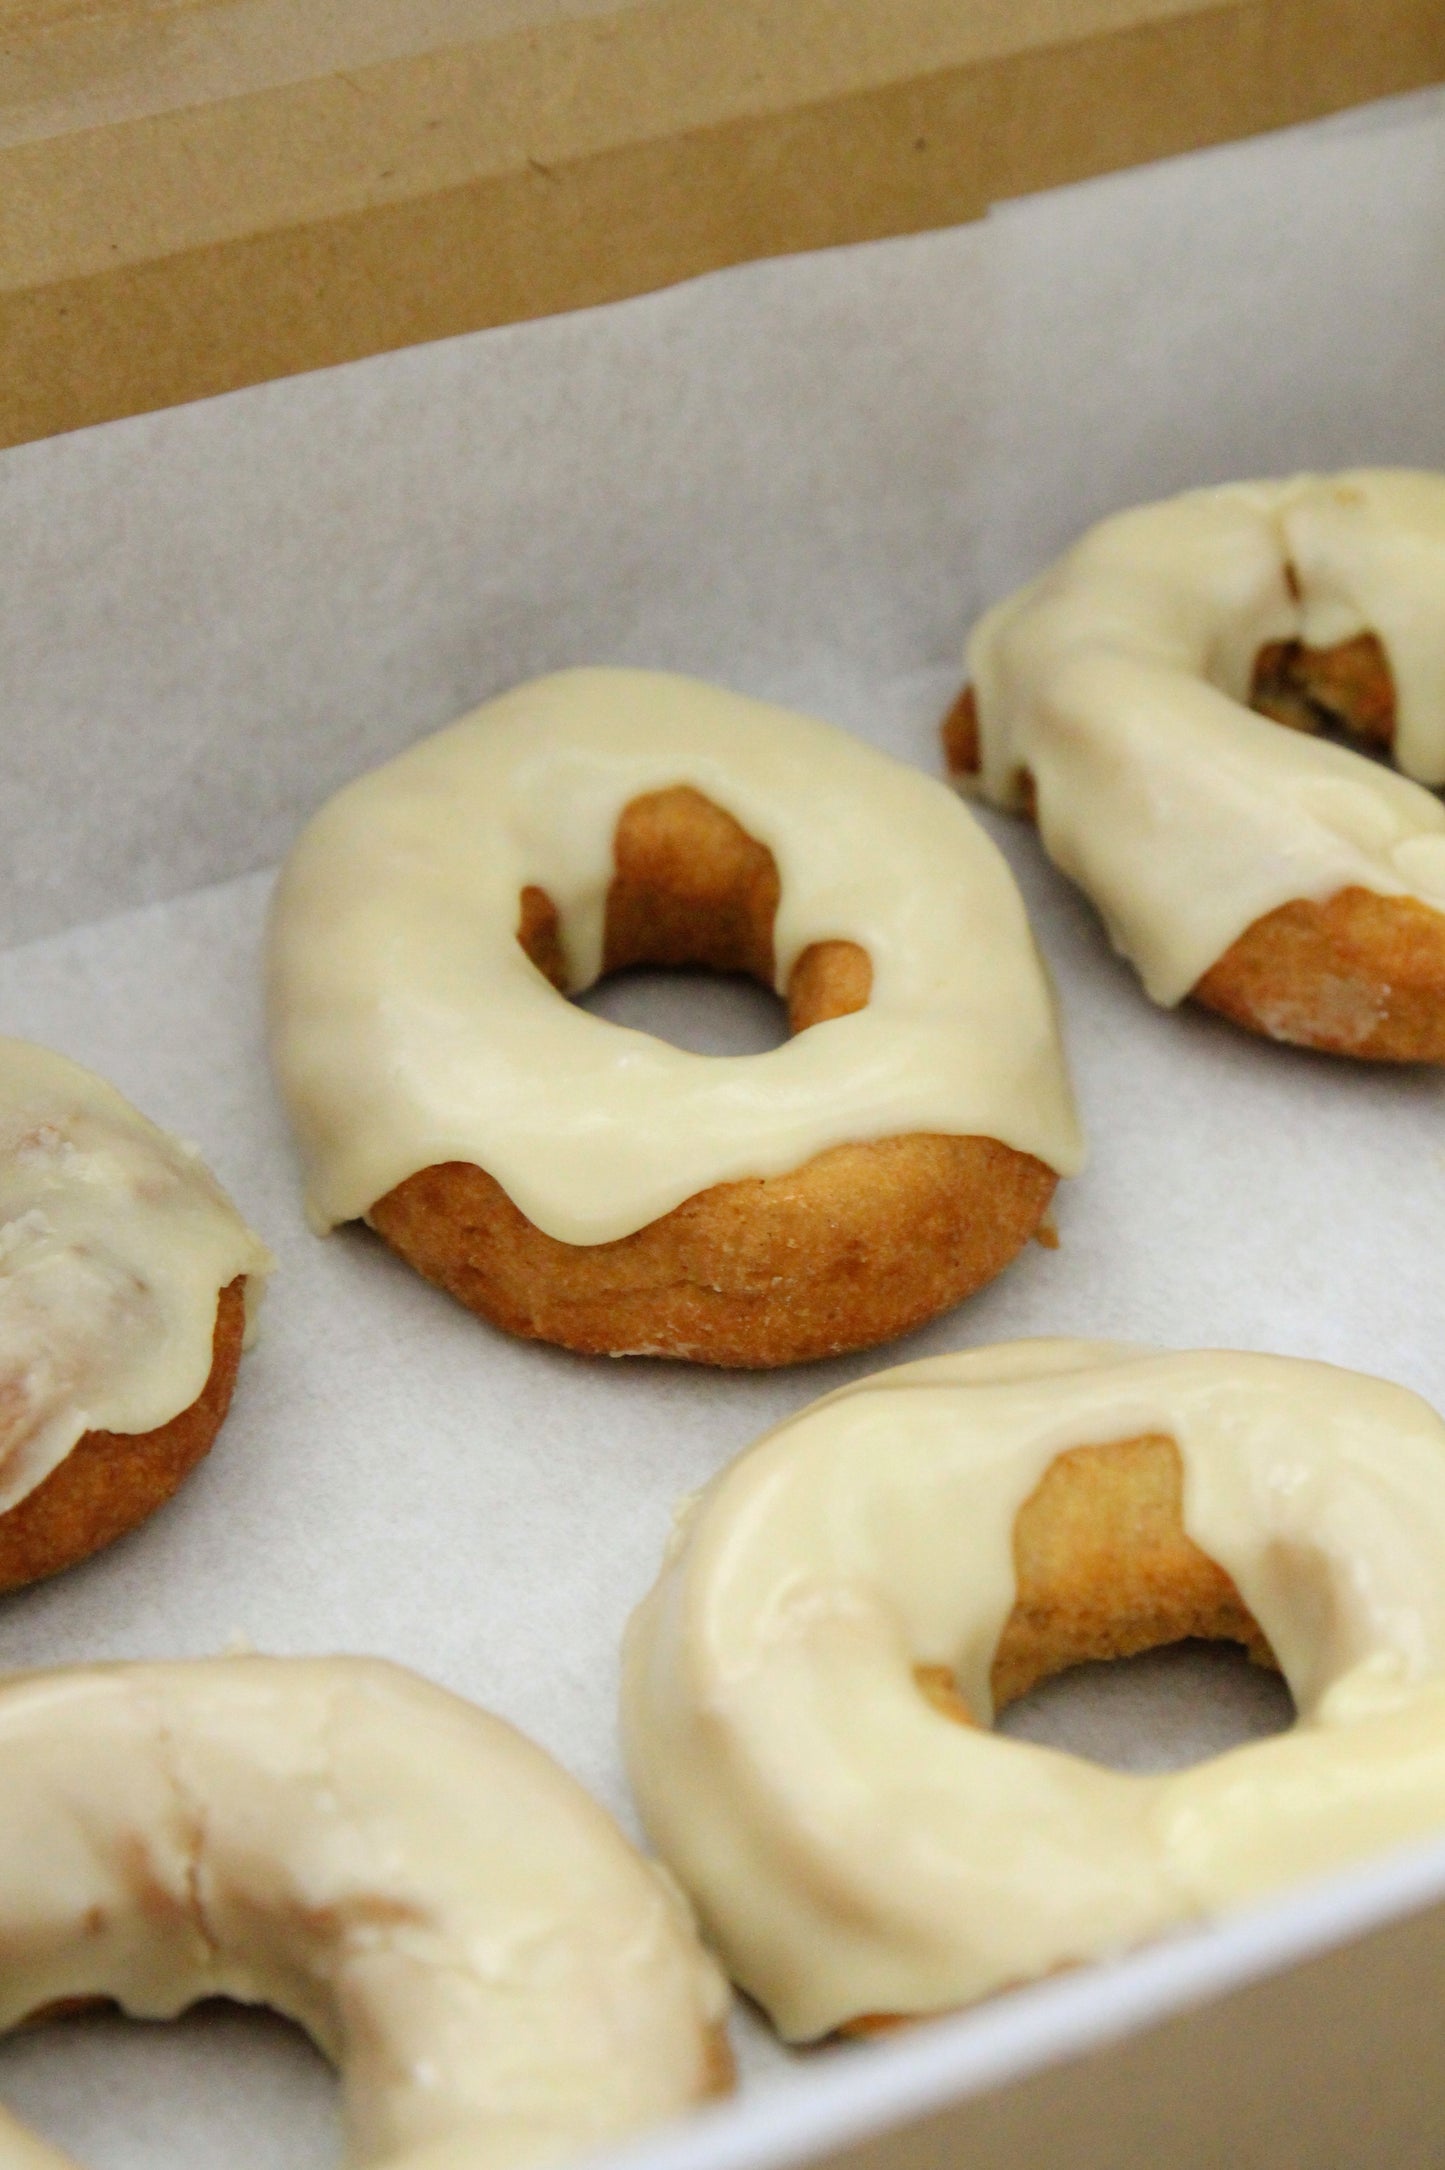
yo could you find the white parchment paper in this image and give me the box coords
[0,79,1443,2170]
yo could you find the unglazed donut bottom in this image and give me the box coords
[944,647,1445,1061]
[369,787,1056,1366]
[0,1278,245,1597]
[1192,886,1445,1060]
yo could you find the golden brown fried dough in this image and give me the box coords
[368,786,1056,1366]
[0,1278,246,1596]
[1193,886,1445,1061]
[940,684,982,780]
[1249,630,1396,748]
[990,1432,1274,1708]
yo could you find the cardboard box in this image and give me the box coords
[4,0,1444,447]
[3,17,1445,2170]
[603,1841,1445,2168]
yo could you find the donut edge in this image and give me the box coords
[0,1276,247,1595]
[368,1137,1058,1368]
[1191,887,1445,1061]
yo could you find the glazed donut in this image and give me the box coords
[0,1041,271,1592]
[268,668,1081,1367]
[623,1337,1445,2039]
[0,1655,730,2169]
[947,471,1445,1058]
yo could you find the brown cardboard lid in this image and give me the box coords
[3,0,1443,447]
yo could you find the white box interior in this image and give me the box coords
[1,81,1443,2169]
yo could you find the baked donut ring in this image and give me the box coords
[0,1655,730,2169]
[623,1338,1445,2038]
[0,1041,271,1591]
[948,472,1445,1057]
[268,669,1081,1366]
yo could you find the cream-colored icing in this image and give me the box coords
[622,1338,1445,2040]
[0,1041,273,1515]
[0,2109,67,2170]
[0,1655,729,2170]
[965,471,1445,1003]
[265,668,1083,1244]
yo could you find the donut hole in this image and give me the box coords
[917,1434,1296,1772]
[1248,630,1398,761]
[0,1997,338,2169]
[516,786,873,1053]
[995,1641,1295,1773]
[578,967,791,1057]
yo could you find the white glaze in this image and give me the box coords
[266,668,1083,1244]
[0,1656,729,2170]
[0,2109,66,2170]
[623,1338,1445,2039]
[0,1041,272,1515]
[965,471,1445,1003]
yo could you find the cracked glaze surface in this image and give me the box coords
[624,1338,1445,2039]
[266,668,1082,1244]
[964,471,1445,1002]
[0,1656,729,2170]
[0,1041,271,1515]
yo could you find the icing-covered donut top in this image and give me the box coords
[965,470,1445,1001]
[0,1040,271,1515]
[624,1338,1445,2037]
[0,1655,729,2169]
[267,668,1083,1244]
